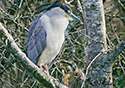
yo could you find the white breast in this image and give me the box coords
[37,12,69,66]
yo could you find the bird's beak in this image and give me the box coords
[68,12,83,24]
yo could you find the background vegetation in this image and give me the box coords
[0,0,124,88]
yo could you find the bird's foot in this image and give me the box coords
[39,64,49,75]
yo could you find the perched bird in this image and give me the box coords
[25,3,82,71]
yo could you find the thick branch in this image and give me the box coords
[84,41,125,88]
[0,23,68,88]
[108,41,125,61]
[0,23,53,88]
[101,41,125,67]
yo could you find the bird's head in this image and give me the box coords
[47,4,83,24]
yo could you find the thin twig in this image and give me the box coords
[0,8,28,31]
[64,0,74,5]
[31,80,37,88]
[81,52,103,88]
[0,78,15,88]
[118,0,125,10]
[20,76,29,87]
[118,55,125,74]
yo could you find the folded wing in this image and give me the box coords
[26,12,47,64]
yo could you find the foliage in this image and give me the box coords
[0,0,124,88]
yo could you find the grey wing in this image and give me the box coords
[26,13,47,64]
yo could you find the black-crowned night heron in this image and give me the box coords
[26,3,82,72]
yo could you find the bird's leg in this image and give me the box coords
[39,65,59,88]
[39,64,56,87]
[39,64,49,75]
[42,64,49,75]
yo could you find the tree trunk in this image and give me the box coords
[82,0,125,88]
[83,0,107,65]
[82,0,111,87]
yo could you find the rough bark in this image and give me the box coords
[83,41,125,88]
[83,0,107,65]
[82,0,125,88]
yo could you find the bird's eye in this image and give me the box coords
[67,10,71,13]
[65,10,71,13]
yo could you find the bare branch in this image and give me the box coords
[0,8,28,31]
[102,41,125,66]
[0,23,68,88]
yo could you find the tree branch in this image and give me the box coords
[0,23,68,88]
[102,41,125,67]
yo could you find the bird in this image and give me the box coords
[25,3,82,73]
